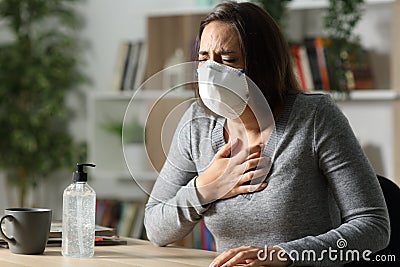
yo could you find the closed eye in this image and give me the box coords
[222,58,236,63]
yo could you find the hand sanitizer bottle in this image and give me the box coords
[62,163,96,258]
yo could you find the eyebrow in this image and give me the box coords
[198,50,236,56]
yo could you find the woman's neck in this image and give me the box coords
[224,106,276,146]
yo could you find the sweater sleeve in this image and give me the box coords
[144,104,209,247]
[277,95,390,266]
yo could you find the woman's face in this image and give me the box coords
[198,21,244,69]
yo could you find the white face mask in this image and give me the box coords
[197,60,249,119]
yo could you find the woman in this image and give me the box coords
[144,2,390,266]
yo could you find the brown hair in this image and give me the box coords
[194,1,300,111]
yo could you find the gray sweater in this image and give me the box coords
[144,92,390,266]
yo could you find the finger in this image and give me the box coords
[240,167,270,185]
[232,143,264,162]
[236,182,268,195]
[210,247,252,267]
[243,157,271,171]
[212,247,260,267]
[245,151,261,161]
[220,251,254,267]
[218,138,239,158]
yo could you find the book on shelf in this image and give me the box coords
[96,198,146,239]
[132,41,147,91]
[173,219,215,251]
[291,43,313,91]
[118,202,138,237]
[195,219,215,251]
[314,37,331,91]
[304,37,323,90]
[130,203,145,239]
[112,41,131,91]
[348,48,374,90]
[111,40,147,92]
[294,36,374,92]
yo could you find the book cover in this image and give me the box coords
[49,221,116,238]
[132,42,147,91]
[118,202,138,237]
[291,44,308,91]
[123,41,142,91]
[111,41,132,91]
[130,203,145,239]
[298,45,314,91]
[314,36,331,91]
[304,37,323,90]
[349,48,374,90]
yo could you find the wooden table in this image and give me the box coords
[0,238,217,267]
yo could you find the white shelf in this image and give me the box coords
[321,89,400,101]
[147,7,211,17]
[87,89,194,101]
[92,169,157,182]
[347,90,400,101]
[289,0,394,10]
[147,0,395,16]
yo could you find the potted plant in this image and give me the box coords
[0,0,88,206]
[102,117,149,172]
[324,0,366,93]
[252,0,293,27]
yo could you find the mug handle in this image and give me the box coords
[0,215,16,245]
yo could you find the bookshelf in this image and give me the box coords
[87,90,194,189]
[86,89,194,237]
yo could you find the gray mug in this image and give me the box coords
[0,208,52,254]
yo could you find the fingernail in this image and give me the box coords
[209,262,217,267]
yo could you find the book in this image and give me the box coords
[304,37,323,90]
[298,45,314,91]
[46,236,127,247]
[111,41,132,91]
[130,202,145,239]
[291,44,314,91]
[291,44,307,91]
[123,41,142,91]
[111,40,146,92]
[132,41,147,91]
[314,37,331,91]
[118,202,138,237]
[349,48,374,90]
[49,221,116,238]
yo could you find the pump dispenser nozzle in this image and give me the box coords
[73,163,96,182]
